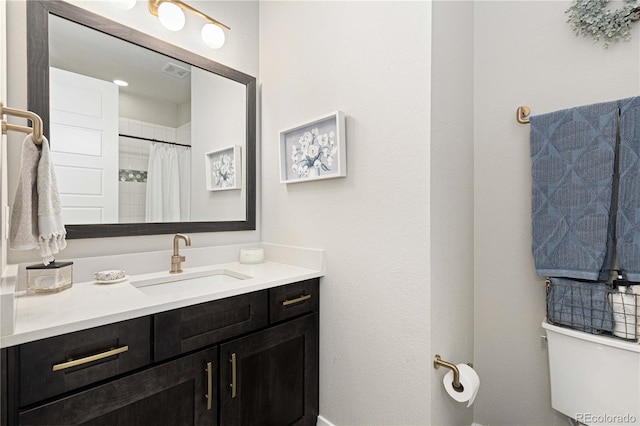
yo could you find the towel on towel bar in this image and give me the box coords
[546,277,614,335]
[616,96,640,281]
[530,101,619,280]
[9,134,66,265]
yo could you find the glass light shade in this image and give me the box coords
[110,0,136,10]
[201,24,225,49]
[158,2,185,32]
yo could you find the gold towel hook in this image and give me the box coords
[0,101,44,144]
[517,106,531,124]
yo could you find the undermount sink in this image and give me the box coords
[129,268,252,297]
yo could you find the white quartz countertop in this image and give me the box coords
[1,258,323,348]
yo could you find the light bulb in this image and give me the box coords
[158,2,185,32]
[110,0,136,10]
[201,23,225,49]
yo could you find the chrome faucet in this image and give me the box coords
[170,233,191,273]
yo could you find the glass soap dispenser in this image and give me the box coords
[26,261,73,294]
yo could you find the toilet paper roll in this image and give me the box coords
[443,364,480,407]
[632,285,640,339]
[609,291,637,339]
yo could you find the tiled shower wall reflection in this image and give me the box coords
[118,118,191,223]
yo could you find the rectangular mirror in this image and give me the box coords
[26,0,256,238]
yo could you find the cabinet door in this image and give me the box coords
[219,313,318,426]
[19,347,218,426]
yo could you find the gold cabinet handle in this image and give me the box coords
[205,361,213,410]
[230,353,237,398]
[282,294,311,307]
[52,345,129,372]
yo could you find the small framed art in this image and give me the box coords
[205,145,241,191]
[279,111,346,183]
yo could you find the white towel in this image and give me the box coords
[9,135,39,251]
[9,134,66,265]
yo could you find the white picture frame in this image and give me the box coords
[205,145,241,191]
[279,111,346,183]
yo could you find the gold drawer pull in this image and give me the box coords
[230,353,237,398]
[205,361,213,410]
[282,294,311,307]
[52,345,129,372]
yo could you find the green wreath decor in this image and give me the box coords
[566,0,640,47]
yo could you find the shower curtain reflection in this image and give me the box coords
[145,143,191,222]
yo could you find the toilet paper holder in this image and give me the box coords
[433,354,473,393]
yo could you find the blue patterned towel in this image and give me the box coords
[546,277,614,335]
[616,96,640,281]
[530,101,619,280]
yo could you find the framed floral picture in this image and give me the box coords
[205,145,241,191]
[279,111,346,183]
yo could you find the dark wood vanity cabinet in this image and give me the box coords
[2,278,319,426]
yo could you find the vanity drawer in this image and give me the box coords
[269,278,319,324]
[19,316,151,407]
[154,290,268,361]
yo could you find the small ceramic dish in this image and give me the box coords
[94,270,126,282]
[94,276,128,285]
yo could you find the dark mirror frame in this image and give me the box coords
[27,0,256,239]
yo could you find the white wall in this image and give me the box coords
[119,92,180,128]
[474,2,640,425]
[5,0,259,265]
[260,2,432,424]
[1,0,7,273]
[430,2,475,425]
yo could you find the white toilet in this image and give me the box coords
[543,320,640,426]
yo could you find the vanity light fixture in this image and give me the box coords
[157,1,185,31]
[110,0,136,10]
[147,0,230,49]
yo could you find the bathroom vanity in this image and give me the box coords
[0,252,322,426]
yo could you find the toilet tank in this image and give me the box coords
[543,320,640,425]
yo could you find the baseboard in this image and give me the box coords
[317,415,335,426]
